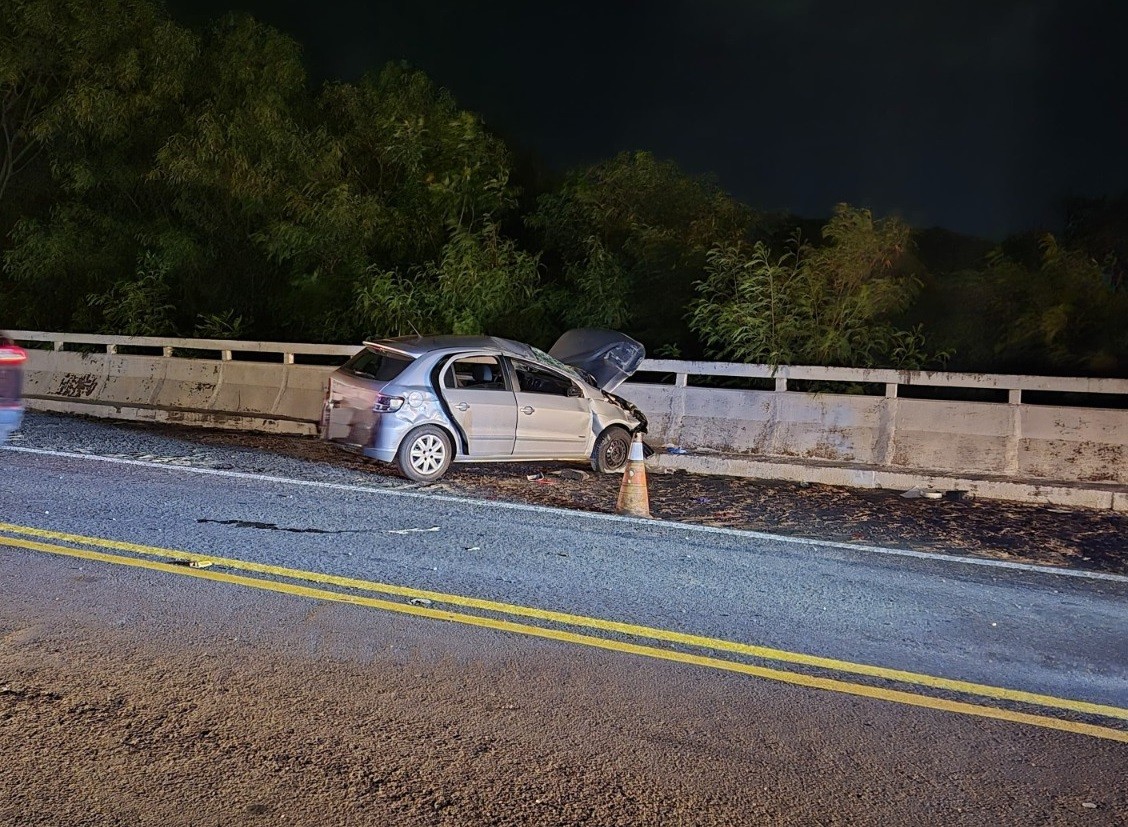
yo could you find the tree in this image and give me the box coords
[276,63,519,340]
[528,151,755,354]
[689,205,935,368]
[982,235,1128,375]
[0,0,195,204]
[351,220,541,339]
[1,0,197,332]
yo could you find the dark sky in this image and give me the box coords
[167,0,1128,240]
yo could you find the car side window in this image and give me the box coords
[443,356,506,391]
[513,361,579,397]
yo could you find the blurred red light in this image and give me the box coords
[0,345,27,364]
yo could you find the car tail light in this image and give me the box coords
[372,393,404,413]
[0,345,27,364]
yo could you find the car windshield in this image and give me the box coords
[531,347,595,387]
[342,347,414,382]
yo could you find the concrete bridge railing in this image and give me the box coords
[8,331,1127,510]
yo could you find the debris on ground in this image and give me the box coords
[555,469,588,481]
[901,486,943,500]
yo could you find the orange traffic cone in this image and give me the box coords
[616,433,651,518]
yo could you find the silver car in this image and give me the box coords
[0,334,27,444]
[321,329,647,482]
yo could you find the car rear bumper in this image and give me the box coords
[322,412,418,465]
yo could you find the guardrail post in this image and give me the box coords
[1004,388,1023,476]
[163,346,174,358]
[874,382,901,466]
[774,376,787,392]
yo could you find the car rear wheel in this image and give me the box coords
[591,426,632,473]
[397,425,453,482]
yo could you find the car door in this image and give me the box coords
[508,359,591,458]
[440,355,517,457]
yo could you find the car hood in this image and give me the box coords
[547,329,645,392]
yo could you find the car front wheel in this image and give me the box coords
[591,426,632,473]
[397,425,453,482]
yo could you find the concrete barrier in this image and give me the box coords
[13,332,357,436]
[624,360,1128,487]
[9,331,1128,509]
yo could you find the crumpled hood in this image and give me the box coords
[548,329,645,392]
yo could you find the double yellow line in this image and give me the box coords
[1,521,1125,743]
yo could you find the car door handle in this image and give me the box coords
[456,402,470,411]
[521,406,535,415]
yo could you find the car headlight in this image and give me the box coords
[373,393,405,413]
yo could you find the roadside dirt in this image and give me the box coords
[2,559,1124,827]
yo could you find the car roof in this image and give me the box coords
[362,334,537,360]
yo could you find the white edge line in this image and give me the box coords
[4,444,1127,585]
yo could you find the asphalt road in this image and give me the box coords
[2,442,1126,709]
[1,415,1126,825]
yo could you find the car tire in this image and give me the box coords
[396,425,453,482]
[591,426,632,473]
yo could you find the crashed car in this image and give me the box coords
[321,329,647,482]
[0,334,27,444]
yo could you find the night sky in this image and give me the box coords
[166,0,1128,240]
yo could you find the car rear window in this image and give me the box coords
[341,347,414,382]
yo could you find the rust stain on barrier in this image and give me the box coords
[55,373,100,398]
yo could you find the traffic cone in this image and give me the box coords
[616,433,651,518]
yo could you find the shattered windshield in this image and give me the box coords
[531,347,596,387]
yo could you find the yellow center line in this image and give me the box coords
[1,521,1126,727]
[2,534,1126,744]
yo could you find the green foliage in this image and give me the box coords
[528,151,754,353]
[982,235,1128,373]
[87,251,176,336]
[689,205,940,369]
[0,0,191,203]
[554,236,631,330]
[1,3,525,343]
[349,222,541,339]
[1,0,200,333]
[351,266,434,339]
[194,309,244,339]
[689,239,805,367]
[1,1,1124,378]
[430,222,541,335]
